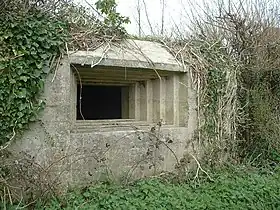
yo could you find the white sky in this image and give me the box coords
[115,0,202,36]
[75,0,279,36]
[75,0,207,36]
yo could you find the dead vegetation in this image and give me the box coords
[1,0,129,52]
[164,0,280,166]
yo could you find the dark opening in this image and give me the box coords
[76,85,122,120]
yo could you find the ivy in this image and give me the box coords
[0,11,68,146]
[0,0,130,147]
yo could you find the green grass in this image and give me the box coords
[35,167,280,210]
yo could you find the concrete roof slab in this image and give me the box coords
[69,39,186,72]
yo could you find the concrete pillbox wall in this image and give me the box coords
[10,40,198,189]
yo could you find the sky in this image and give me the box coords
[114,0,203,36]
[74,0,207,36]
[74,0,279,36]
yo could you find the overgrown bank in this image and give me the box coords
[22,167,280,209]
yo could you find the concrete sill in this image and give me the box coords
[71,119,154,133]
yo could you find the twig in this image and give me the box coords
[142,0,155,35]
[0,126,16,151]
[51,54,62,83]
[189,153,213,181]
[16,200,37,209]
[147,131,180,166]
[84,0,105,19]
[70,64,85,120]
[124,156,152,184]
[130,39,162,80]
[90,43,111,68]
[65,42,70,60]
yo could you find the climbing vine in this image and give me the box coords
[168,1,280,166]
[0,11,68,146]
[0,0,130,147]
[169,38,240,164]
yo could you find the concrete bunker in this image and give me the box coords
[12,39,198,187]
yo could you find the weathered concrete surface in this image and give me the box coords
[9,39,198,190]
[69,126,192,185]
[70,39,185,72]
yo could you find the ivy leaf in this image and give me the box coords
[35,62,43,69]
[17,112,24,118]
[0,63,8,70]
[37,37,45,42]
[40,54,49,60]
[29,115,37,122]
[10,78,16,84]
[33,70,42,78]
[42,65,50,74]
[19,103,27,111]
[31,50,37,55]
[20,76,28,82]
[42,42,51,49]
[17,88,27,98]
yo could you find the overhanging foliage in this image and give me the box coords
[0,0,130,147]
[0,9,68,146]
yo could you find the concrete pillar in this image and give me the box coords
[160,78,166,122]
[42,58,72,124]
[152,77,166,123]
[121,86,129,119]
[70,70,77,124]
[165,75,180,125]
[140,80,153,122]
[41,58,73,184]
[186,71,198,139]
[129,83,140,120]
[140,82,147,121]
[146,80,153,122]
